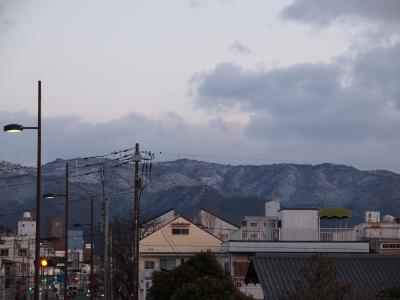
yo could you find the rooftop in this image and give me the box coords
[245,253,400,300]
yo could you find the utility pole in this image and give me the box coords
[102,157,111,300]
[90,197,94,300]
[64,163,69,300]
[132,143,142,300]
[34,80,42,300]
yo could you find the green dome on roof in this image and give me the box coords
[319,207,352,219]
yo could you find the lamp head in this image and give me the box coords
[43,193,57,199]
[4,124,23,133]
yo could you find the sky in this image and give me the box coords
[1,0,400,172]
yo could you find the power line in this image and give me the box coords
[0,185,135,219]
[0,155,134,189]
[159,152,400,171]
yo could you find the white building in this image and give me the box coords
[279,208,319,241]
[18,212,36,238]
[355,211,400,254]
[0,212,36,300]
[222,201,368,299]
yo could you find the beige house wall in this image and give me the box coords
[138,216,223,300]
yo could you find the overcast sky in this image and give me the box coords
[1,0,400,172]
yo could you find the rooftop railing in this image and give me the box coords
[240,227,358,242]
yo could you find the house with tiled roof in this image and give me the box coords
[245,253,400,300]
[138,215,223,300]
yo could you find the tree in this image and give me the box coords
[0,225,14,236]
[147,252,252,300]
[282,253,351,300]
[111,213,161,300]
[376,284,400,299]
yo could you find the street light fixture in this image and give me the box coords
[72,197,94,300]
[3,81,42,300]
[4,124,24,132]
[43,163,69,300]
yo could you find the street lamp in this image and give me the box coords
[43,163,69,300]
[3,81,42,300]
[73,197,94,300]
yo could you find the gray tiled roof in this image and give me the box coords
[246,253,400,300]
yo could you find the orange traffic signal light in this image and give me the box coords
[40,258,48,267]
[38,258,54,268]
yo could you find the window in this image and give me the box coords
[382,243,400,249]
[0,249,9,256]
[172,228,189,235]
[241,221,247,226]
[18,249,27,257]
[250,233,258,240]
[144,261,155,269]
[160,258,176,270]
[21,263,28,273]
[250,222,257,227]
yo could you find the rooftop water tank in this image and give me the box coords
[383,215,396,223]
[22,211,32,221]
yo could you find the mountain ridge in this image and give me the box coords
[1,159,399,228]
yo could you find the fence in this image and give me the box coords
[241,228,357,241]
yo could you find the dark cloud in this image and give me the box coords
[281,0,400,26]
[0,111,247,165]
[192,43,400,142]
[229,41,251,55]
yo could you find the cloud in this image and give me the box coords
[280,0,400,26]
[0,2,15,32]
[191,42,400,143]
[0,110,248,166]
[188,0,231,9]
[229,41,251,55]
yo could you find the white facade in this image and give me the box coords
[355,219,400,239]
[222,240,369,253]
[365,211,380,223]
[17,212,36,238]
[279,209,319,241]
[0,235,35,300]
[265,200,280,218]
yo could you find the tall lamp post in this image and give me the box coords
[3,81,42,300]
[73,197,94,300]
[43,163,69,300]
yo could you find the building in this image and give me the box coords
[245,253,400,300]
[221,201,369,299]
[138,215,223,300]
[18,212,36,238]
[355,211,400,254]
[46,217,64,251]
[141,208,176,238]
[0,212,58,300]
[0,212,36,300]
[194,208,239,241]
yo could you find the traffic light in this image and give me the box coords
[37,258,54,268]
